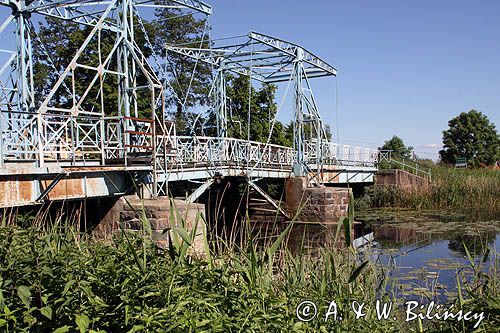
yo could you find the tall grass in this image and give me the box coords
[0,223,384,331]
[0,204,498,332]
[363,167,500,216]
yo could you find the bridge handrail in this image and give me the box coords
[170,136,379,168]
[176,136,293,150]
[173,136,294,169]
[0,107,379,171]
[304,141,378,166]
[378,150,432,181]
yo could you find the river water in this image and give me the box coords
[356,209,500,301]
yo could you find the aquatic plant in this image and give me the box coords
[0,201,498,332]
[361,167,500,217]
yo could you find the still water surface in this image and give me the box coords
[356,209,500,300]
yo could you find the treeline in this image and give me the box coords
[379,110,499,167]
[33,9,294,146]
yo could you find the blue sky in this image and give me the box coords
[1,1,499,160]
[207,0,500,159]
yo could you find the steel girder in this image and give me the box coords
[165,31,337,177]
[166,31,337,84]
[0,0,211,197]
[0,1,211,30]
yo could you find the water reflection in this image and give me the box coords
[356,209,500,300]
[447,233,497,257]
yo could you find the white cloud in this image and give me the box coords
[421,143,439,149]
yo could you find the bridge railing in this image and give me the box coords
[0,111,158,166]
[378,150,432,181]
[0,109,378,172]
[304,141,378,167]
[168,137,378,171]
[172,136,295,170]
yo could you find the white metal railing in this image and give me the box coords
[378,150,432,181]
[170,137,378,171]
[0,110,378,171]
[0,111,156,165]
[305,141,378,166]
[173,136,295,170]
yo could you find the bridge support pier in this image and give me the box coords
[375,169,431,192]
[284,177,353,248]
[285,177,351,222]
[247,177,355,249]
[95,195,206,255]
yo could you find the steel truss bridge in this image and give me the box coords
[0,0,378,209]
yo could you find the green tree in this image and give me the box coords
[32,9,209,123]
[225,75,292,146]
[153,8,211,134]
[379,135,414,159]
[33,17,154,117]
[439,110,500,166]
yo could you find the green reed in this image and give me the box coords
[0,201,498,332]
[362,167,500,216]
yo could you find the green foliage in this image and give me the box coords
[32,14,292,142]
[225,75,293,146]
[33,17,155,118]
[153,8,211,134]
[379,135,414,159]
[32,10,209,124]
[364,167,500,216]
[0,206,498,332]
[452,243,500,332]
[439,110,500,167]
[0,223,384,332]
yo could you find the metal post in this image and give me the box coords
[151,89,158,197]
[12,1,37,164]
[293,47,305,176]
[0,108,3,168]
[119,0,132,156]
[14,1,30,113]
[215,67,227,138]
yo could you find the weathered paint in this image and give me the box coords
[0,176,36,207]
[0,167,131,208]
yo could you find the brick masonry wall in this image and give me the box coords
[248,177,353,249]
[96,195,206,256]
[285,177,351,223]
[375,169,430,192]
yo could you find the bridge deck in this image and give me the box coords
[0,128,378,208]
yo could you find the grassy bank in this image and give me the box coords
[361,167,500,217]
[0,216,498,332]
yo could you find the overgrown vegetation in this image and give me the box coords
[360,166,500,217]
[0,206,498,332]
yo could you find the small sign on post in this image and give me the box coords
[455,157,467,168]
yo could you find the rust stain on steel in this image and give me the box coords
[0,171,125,208]
[63,166,150,173]
[64,166,114,172]
[44,177,84,200]
[317,165,341,183]
[0,177,34,207]
[0,180,11,206]
[87,176,109,197]
[42,176,113,200]
[18,178,34,202]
